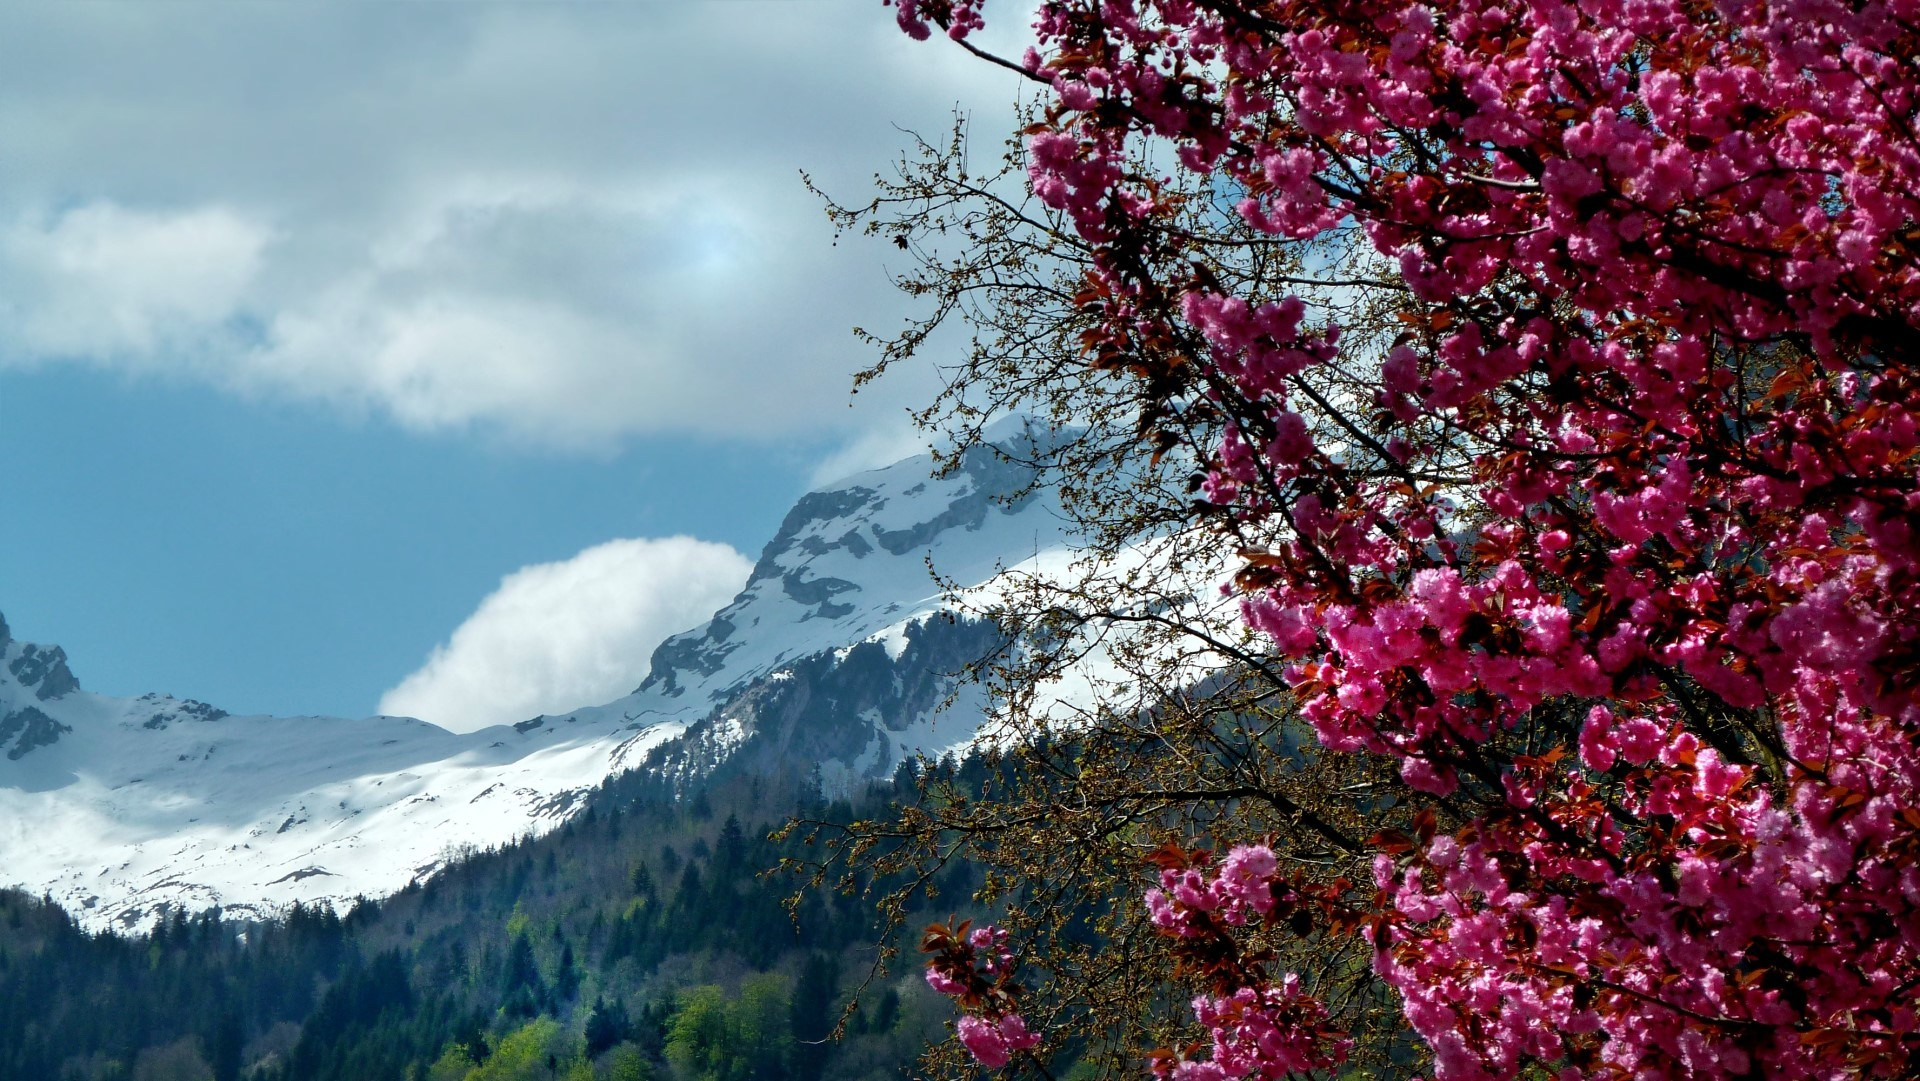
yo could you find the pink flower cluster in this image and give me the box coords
[1146,845,1284,931]
[1169,978,1347,1081]
[897,0,1920,1076]
[886,0,984,41]
[923,923,1042,1069]
[1143,850,1353,1081]
[956,1014,1042,1069]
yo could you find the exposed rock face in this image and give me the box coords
[620,437,1068,797]
[0,705,71,761]
[648,613,1008,791]
[9,643,79,700]
[0,619,83,761]
[637,439,1052,708]
[137,694,230,731]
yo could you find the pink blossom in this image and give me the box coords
[956,1013,1040,1068]
[896,0,1920,1074]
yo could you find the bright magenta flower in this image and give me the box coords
[904,0,1920,1075]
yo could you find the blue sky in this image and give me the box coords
[0,3,1027,728]
[0,363,815,719]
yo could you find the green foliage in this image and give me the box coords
[0,767,966,1081]
[663,986,731,1081]
[425,1045,478,1081]
[463,1018,564,1080]
[664,976,794,1081]
[597,1044,652,1081]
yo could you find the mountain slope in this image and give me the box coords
[0,435,1069,930]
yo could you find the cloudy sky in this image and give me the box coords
[0,2,1029,730]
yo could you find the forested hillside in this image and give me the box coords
[0,757,1002,1081]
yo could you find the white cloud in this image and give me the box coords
[0,202,269,362]
[0,4,1034,450]
[377,536,752,732]
[236,182,884,448]
[809,419,934,487]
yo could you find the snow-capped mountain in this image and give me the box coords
[0,434,1069,931]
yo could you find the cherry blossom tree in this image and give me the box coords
[887,0,1920,1076]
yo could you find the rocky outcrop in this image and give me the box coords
[0,612,82,760]
[136,694,230,730]
[869,444,1040,555]
[0,705,71,761]
[645,612,1008,792]
[9,644,78,700]
[635,436,1052,711]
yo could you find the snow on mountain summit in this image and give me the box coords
[638,436,1060,703]
[0,431,1072,931]
[0,616,678,930]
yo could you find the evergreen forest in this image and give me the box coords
[0,759,1003,1081]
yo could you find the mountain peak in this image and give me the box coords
[9,643,79,701]
[0,432,1077,930]
[633,434,1056,706]
[1,620,84,762]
